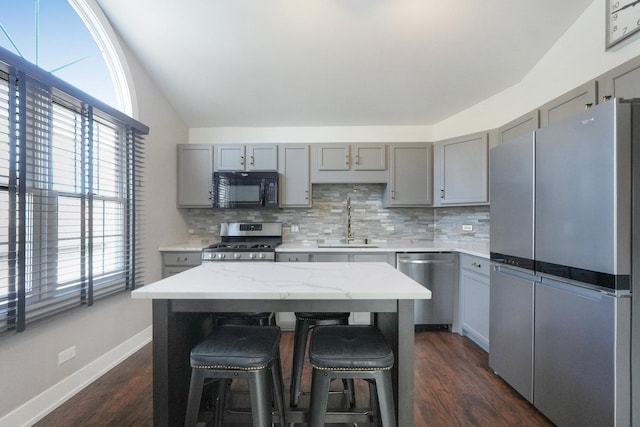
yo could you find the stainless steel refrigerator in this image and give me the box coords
[490,99,634,426]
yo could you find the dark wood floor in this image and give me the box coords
[35,330,553,426]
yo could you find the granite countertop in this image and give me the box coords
[132,261,432,300]
[159,240,490,259]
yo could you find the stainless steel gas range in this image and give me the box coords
[201,222,282,262]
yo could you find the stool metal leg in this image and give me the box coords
[375,371,396,427]
[289,318,311,407]
[308,370,332,427]
[248,369,273,427]
[185,369,206,427]
[271,355,286,426]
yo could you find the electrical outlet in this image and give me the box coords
[462,224,473,232]
[290,224,299,233]
[58,346,77,365]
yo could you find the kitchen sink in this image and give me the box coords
[317,243,379,248]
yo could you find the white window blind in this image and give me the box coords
[0,47,148,334]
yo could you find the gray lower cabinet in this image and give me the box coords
[161,251,202,278]
[177,144,214,208]
[458,254,490,351]
[276,251,395,328]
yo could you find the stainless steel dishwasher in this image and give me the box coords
[396,252,456,327]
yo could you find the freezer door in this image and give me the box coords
[489,132,534,268]
[535,100,631,284]
[534,278,630,427]
[488,264,535,403]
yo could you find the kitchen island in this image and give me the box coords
[132,261,431,426]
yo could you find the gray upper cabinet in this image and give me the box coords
[278,144,311,207]
[311,143,387,183]
[434,133,488,206]
[177,144,214,208]
[597,55,640,101]
[539,81,597,127]
[384,143,433,207]
[498,110,539,145]
[215,144,278,171]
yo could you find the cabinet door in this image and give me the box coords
[177,144,214,207]
[311,254,350,262]
[437,133,488,205]
[215,144,246,171]
[247,144,278,171]
[386,144,433,206]
[279,144,311,207]
[598,55,640,101]
[539,81,596,127]
[316,144,350,170]
[353,144,386,171]
[276,253,311,262]
[498,110,539,145]
[459,265,490,351]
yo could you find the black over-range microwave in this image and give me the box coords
[212,171,279,209]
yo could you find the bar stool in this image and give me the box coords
[308,325,396,427]
[184,324,285,427]
[289,312,354,408]
[214,311,275,326]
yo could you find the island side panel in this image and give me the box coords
[376,299,415,426]
[153,300,213,427]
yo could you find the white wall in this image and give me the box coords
[0,6,189,427]
[189,0,640,145]
[435,0,640,140]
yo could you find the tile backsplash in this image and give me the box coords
[184,184,489,245]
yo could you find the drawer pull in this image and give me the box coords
[472,262,482,268]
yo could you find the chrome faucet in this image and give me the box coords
[345,196,355,244]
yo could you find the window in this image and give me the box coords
[0,47,148,334]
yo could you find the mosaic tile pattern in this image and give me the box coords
[185,184,489,245]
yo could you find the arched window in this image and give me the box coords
[0,0,133,115]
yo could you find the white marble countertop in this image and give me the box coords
[159,240,490,259]
[132,262,431,300]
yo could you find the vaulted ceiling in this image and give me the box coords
[97,0,595,128]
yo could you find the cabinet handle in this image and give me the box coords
[240,155,245,165]
[305,190,309,200]
[177,256,188,262]
[584,103,593,110]
[391,190,395,199]
[440,189,445,199]
[355,155,359,165]
[345,155,349,165]
[471,262,482,268]
[209,190,213,200]
[290,257,298,262]
[250,155,255,165]
[602,95,612,102]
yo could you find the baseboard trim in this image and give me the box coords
[0,326,152,427]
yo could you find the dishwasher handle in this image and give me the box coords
[397,258,452,265]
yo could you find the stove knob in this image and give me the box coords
[234,253,242,259]
[249,253,256,259]
[219,253,226,259]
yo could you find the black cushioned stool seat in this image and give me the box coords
[289,312,353,408]
[308,325,396,427]
[184,325,285,427]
